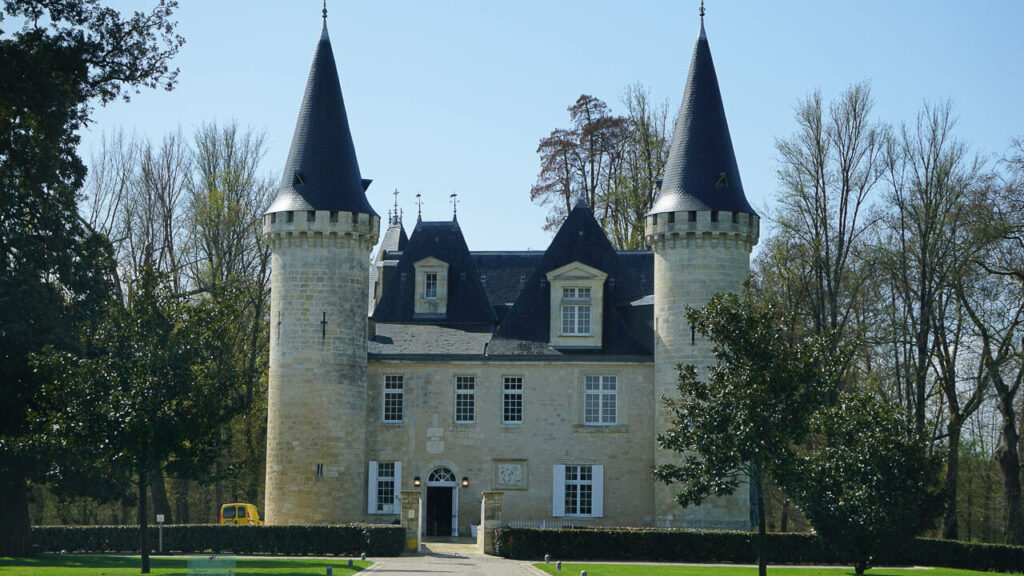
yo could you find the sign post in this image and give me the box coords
[156,514,164,553]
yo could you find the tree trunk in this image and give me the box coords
[995,393,1024,545]
[138,473,151,574]
[942,421,961,539]
[756,468,767,576]
[149,467,171,525]
[0,458,31,557]
[174,478,190,525]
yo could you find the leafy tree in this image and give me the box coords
[530,89,669,249]
[654,292,836,576]
[0,0,182,556]
[781,392,943,574]
[34,265,246,573]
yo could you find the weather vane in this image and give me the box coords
[699,0,705,19]
[416,193,423,221]
[450,193,459,218]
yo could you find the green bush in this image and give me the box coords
[32,524,404,556]
[493,528,1023,573]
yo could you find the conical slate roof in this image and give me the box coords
[266,22,377,216]
[649,18,754,216]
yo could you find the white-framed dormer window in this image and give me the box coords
[546,262,606,349]
[584,375,617,425]
[503,376,524,424]
[552,464,603,517]
[561,286,592,335]
[455,376,475,423]
[383,375,404,423]
[424,272,438,300]
[368,461,402,514]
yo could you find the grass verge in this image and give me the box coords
[0,554,370,575]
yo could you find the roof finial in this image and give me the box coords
[699,0,705,20]
[322,0,328,21]
[416,193,423,223]
[450,192,459,221]
[391,188,400,225]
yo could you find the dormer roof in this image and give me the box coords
[267,22,377,216]
[649,18,755,216]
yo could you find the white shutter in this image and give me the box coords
[368,461,379,514]
[591,465,604,517]
[393,462,403,512]
[552,465,565,517]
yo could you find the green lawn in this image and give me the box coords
[0,554,369,575]
[531,564,1008,576]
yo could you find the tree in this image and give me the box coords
[0,0,182,556]
[765,82,884,382]
[782,392,943,573]
[530,89,669,249]
[34,265,247,573]
[654,291,836,576]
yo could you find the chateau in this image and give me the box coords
[263,8,759,537]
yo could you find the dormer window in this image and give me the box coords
[546,262,607,349]
[424,272,438,300]
[561,287,592,336]
[413,257,449,318]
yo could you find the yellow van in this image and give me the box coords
[219,503,262,525]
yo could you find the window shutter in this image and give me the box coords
[592,465,604,517]
[393,462,403,511]
[368,461,379,514]
[552,465,565,517]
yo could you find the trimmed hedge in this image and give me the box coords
[493,527,1024,574]
[32,524,404,556]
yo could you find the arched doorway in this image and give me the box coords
[425,467,458,537]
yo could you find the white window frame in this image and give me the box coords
[383,375,404,423]
[552,464,603,518]
[560,286,592,336]
[502,376,524,424]
[368,461,402,514]
[424,272,438,300]
[455,376,475,424]
[583,375,617,425]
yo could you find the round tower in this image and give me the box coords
[264,15,380,525]
[647,11,759,529]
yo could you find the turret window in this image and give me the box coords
[688,211,697,222]
[710,211,719,223]
[330,211,338,223]
[307,211,316,222]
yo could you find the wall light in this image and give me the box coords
[462,476,470,488]
[413,476,422,487]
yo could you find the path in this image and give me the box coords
[362,538,541,576]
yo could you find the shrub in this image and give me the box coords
[32,524,404,556]
[493,527,1024,573]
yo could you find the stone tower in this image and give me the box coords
[646,11,759,528]
[263,15,379,525]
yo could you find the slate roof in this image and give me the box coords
[370,202,655,358]
[371,219,496,326]
[649,18,755,216]
[267,22,377,216]
[488,200,651,355]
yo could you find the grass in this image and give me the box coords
[0,554,370,575]
[530,564,1008,576]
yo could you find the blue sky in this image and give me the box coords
[79,1,1024,252]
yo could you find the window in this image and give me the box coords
[455,376,475,423]
[424,272,438,300]
[368,461,402,514]
[561,287,592,335]
[552,464,603,517]
[503,377,523,424]
[383,375,403,423]
[307,210,316,222]
[584,375,617,425]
